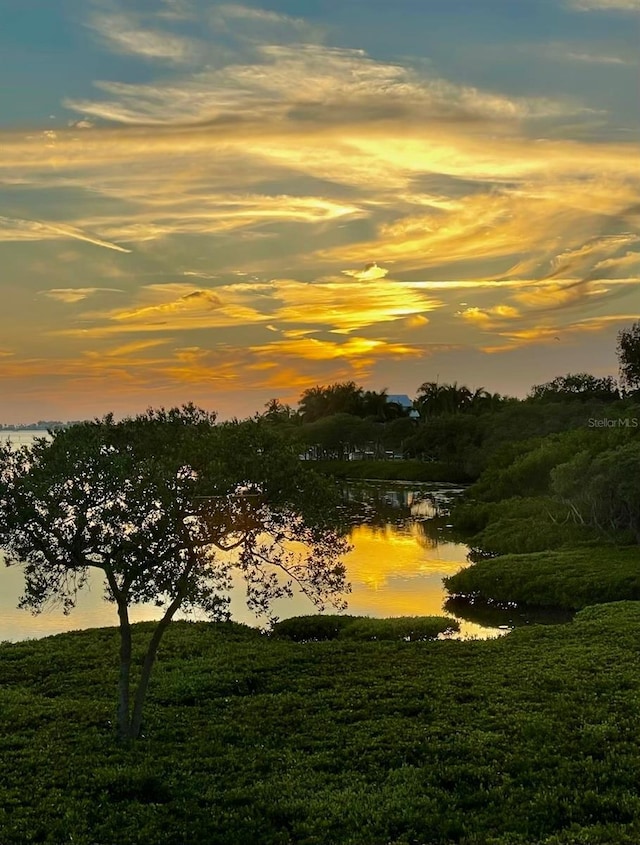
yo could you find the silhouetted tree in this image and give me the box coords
[529,373,619,403]
[0,407,349,741]
[618,322,640,393]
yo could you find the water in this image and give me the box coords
[0,431,513,642]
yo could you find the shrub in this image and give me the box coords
[271,614,459,642]
[270,615,362,641]
[444,547,640,610]
[450,496,604,555]
[340,616,459,641]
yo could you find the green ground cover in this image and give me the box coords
[271,614,458,641]
[444,546,640,610]
[4,607,640,844]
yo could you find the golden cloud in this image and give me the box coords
[269,278,442,333]
[342,262,389,281]
[481,313,638,353]
[458,305,521,325]
[42,288,123,303]
[249,336,416,362]
[404,315,430,329]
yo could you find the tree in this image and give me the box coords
[415,381,445,419]
[261,398,298,424]
[529,373,619,403]
[618,322,640,393]
[415,382,481,417]
[552,442,640,542]
[300,413,376,459]
[0,406,350,741]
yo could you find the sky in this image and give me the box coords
[1,0,639,422]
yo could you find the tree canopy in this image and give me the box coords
[618,322,640,393]
[529,373,619,403]
[0,406,350,739]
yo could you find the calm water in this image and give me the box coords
[0,430,504,641]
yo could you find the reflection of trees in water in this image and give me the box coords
[444,596,574,629]
[342,483,464,545]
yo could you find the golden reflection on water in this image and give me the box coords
[0,521,502,642]
[335,525,504,640]
[0,447,501,640]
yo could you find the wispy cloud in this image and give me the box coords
[41,288,123,303]
[565,51,630,64]
[211,3,321,40]
[88,11,200,64]
[54,275,442,340]
[64,41,579,127]
[249,336,416,363]
[0,216,132,253]
[1,2,637,417]
[342,262,389,282]
[568,0,640,10]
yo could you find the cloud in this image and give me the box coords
[565,51,629,65]
[0,215,132,253]
[41,288,123,303]
[595,251,640,273]
[342,262,389,281]
[1,2,637,419]
[404,315,430,329]
[268,277,442,334]
[0,194,363,249]
[481,314,638,353]
[63,40,578,128]
[57,283,268,338]
[158,0,196,21]
[113,287,224,322]
[53,274,442,341]
[210,3,321,41]
[458,305,521,326]
[88,11,200,64]
[568,0,640,10]
[318,181,640,280]
[250,335,416,362]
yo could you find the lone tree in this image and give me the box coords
[0,405,350,740]
[529,373,619,403]
[617,322,640,394]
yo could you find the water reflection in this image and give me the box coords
[0,466,505,642]
[445,596,575,630]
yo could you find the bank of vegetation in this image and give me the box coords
[4,607,640,844]
[253,324,640,492]
[442,325,640,613]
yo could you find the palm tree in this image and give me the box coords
[415,381,446,419]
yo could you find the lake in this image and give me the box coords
[0,430,504,641]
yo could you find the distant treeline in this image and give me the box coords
[0,421,84,431]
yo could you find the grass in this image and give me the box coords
[4,607,640,843]
[444,546,640,610]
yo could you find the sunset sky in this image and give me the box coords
[1,0,639,422]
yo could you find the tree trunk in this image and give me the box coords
[129,585,188,739]
[116,599,133,741]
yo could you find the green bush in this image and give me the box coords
[270,614,362,641]
[340,615,459,641]
[271,614,459,642]
[450,496,606,555]
[473,516,601,556]
[444,547,640,610]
